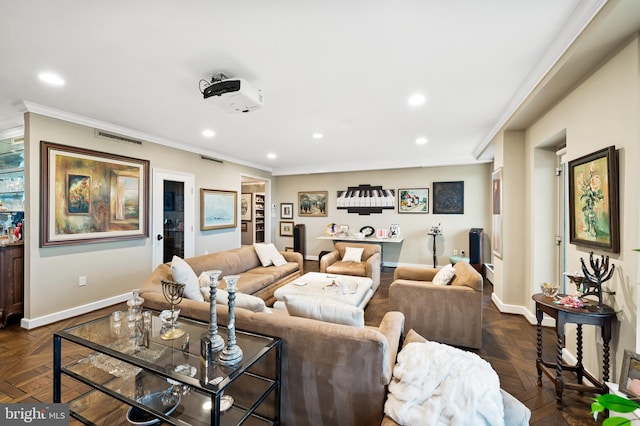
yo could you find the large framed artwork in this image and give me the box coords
[432,181,464,214]
[568,146,619,253]
[40,141,149,247]
[492,168,502,258]
[240,193,252,221]
[298,191,328,217]
[200,189,237,230]
[398,188,429,213]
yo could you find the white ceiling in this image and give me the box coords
[0,1,619,175]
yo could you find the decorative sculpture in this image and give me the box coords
[218,275,243,366]
[201,270,225,363]
[161,280,186,340]
[580,252,615,309]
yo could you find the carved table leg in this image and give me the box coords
[535,304,543,386]
[576,324,583,384]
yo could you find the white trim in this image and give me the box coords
[20,101,271,172]
[0,126,24,140]
[20,293,130,329]
[491,293,555,327]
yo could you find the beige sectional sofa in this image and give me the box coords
[140,284,404,425]
[143,245,304,306]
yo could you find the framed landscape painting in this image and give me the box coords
[40,141,149,247]
[298,191,328,217]
[568,146,619,253]
[200,189,237,230]
[398,188,429,213]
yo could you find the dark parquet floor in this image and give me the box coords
[0,260,601,425]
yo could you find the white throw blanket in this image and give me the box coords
[384,341,504,426]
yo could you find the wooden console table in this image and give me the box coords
[533,293,616,410]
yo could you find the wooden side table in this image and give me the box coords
[533,293,616,409]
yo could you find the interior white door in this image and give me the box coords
[152,169,195,269]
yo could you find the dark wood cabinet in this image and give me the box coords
[0,242,23,327]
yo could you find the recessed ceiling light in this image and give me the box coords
[38,72,65,86]
[267,153,276,159]
[416,137,428,145]
[312,133,323,139]
[202,129,215,138]
[408,94,425,106]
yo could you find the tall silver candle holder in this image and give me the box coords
[161,280,186,340]
[218,275,243,366]
[201,270,225,363]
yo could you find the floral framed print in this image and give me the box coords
[280,221,294,237]
[40,141,149,247]
[432,181,464,214]
[398,188,429,213]
[200,189,237,230]
[298,191,328,217]
[280,202,293,219]
[568,146,619,253]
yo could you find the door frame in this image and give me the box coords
[152,168,195,269]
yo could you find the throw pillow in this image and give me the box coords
[284,295,364,327]
[253,243,287,267]
[171,256,204,301]
[402,328,428,348]
[432,264,456,286]
[199,286,267,313]
[342,247,364,263]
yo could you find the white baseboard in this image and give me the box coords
[21,293,130,329]
[491,292,555,327]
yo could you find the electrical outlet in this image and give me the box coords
[461,250,465,256]
[78,276,87,287]
[453,249,458,256]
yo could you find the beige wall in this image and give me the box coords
[24,113,271,324]
[493,36,639,381]
[273,164,492,266]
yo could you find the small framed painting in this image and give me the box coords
[240,193,252,221]
[200,189,237,230]
[280,221,294,237]
[432,181,464,214]
[298,191,328,217]
[281,202,294,219]
[398,188,429,213]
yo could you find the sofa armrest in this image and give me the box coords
[319,250,339,272]
[393,265,438,281]
[282,250,304,273]
[375,311,404,384]
[366,252,382,290]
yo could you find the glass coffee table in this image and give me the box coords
[53,310,281,425]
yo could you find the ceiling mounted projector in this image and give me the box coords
[202,72,263,113]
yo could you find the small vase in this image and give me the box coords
[218,275,243,366]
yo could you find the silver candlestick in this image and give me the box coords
[161,280,186,340]
[218,275,243,366]
[201,270,225,363]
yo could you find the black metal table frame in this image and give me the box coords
[533,293,616,410]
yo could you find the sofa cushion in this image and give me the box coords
[171,256,204,301]
[342,246,364,262]
[284,294,365,327]
[248,261,299,282]
[432,264,456,285]
[230,272,274,295]
[403,329,428,347]
[200,286,268,313]
[326,261,367,277]
[253,243,287,267]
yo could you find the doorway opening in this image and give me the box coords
[241,176,270,246]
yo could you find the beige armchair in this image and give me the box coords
[319,242,381,291]
[389,261,483,349]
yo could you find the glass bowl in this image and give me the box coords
[540,282,559,298]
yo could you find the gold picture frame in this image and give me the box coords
[200,189,237,230]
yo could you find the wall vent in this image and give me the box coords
[95,129,143,146]
[201,155,223,164]
[10,137,24,145]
